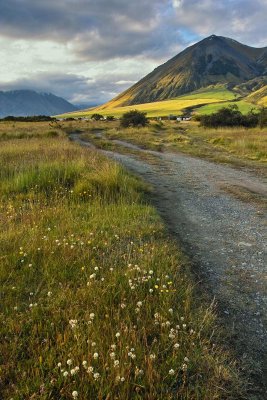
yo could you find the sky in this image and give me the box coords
[0,0,266,105]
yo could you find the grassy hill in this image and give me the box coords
[196,99,257,115]
[58,87,258,119]
[246,85,267,106]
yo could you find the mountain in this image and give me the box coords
[0,90,77,117]
[103,35,267,108]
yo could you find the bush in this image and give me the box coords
[120,110,149,128]
[106,115,115,121]
[199,105,259,128]
[91,113,103,121]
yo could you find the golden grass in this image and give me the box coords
[58,88,238,119]
[0,124,244,399]
[80,120,267,166]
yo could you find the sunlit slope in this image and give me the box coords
[246,85,267,106]
[196,100,258,115]
[102,35,267,107]
[59,87,236,118]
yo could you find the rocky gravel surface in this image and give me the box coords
[71,132,267,398]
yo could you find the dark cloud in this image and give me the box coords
[172,0,267,47]
[0,1,266,104]
[0,0,177,61]
[0,71,141,104]
[0,0,266,63]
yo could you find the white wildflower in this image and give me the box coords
[93,372,100,380]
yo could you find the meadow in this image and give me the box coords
[58,87,248,119]
[58,86,261,120]
[0,121,243,399]
[196,100,257,115]
[80,120,267,167]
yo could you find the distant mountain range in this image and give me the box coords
[0,90,77,118]
[103,35,267,109]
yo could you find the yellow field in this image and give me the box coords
[58,88,240,119]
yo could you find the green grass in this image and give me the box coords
[0,124,244,399]
[58,88,237,119]
[196,100,258,115]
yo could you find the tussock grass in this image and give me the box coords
[82,120,267,166]
[0,132,244,399]
[0,120,63,140]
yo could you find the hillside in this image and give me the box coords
[59,86,259,119]
[0,90,77,117]
[103,35,266,108]
[246,85,267,106]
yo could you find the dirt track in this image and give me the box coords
[71,132,267,398]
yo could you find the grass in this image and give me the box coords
[0,122,244,399]
[196,100,258,115]
[80,120,267,168]
[0,120,63,140]
[57,88,238,119]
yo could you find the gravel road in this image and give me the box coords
[71,132,267,398]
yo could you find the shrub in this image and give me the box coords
[120,110,149,128]
[91,113,104,121]
[199,105,259,128]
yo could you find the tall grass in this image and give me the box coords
[81,120,267,166]
[0,120,63,140]
[0,133,243,399]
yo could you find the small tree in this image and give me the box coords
[91,113,103,121]
[120,110,149,128]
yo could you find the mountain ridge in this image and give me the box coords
[0,89,77,117]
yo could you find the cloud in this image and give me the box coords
[0,0,177,61]
[0,71,145,105]
[171,0,267,47]
[0,0,266,104]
